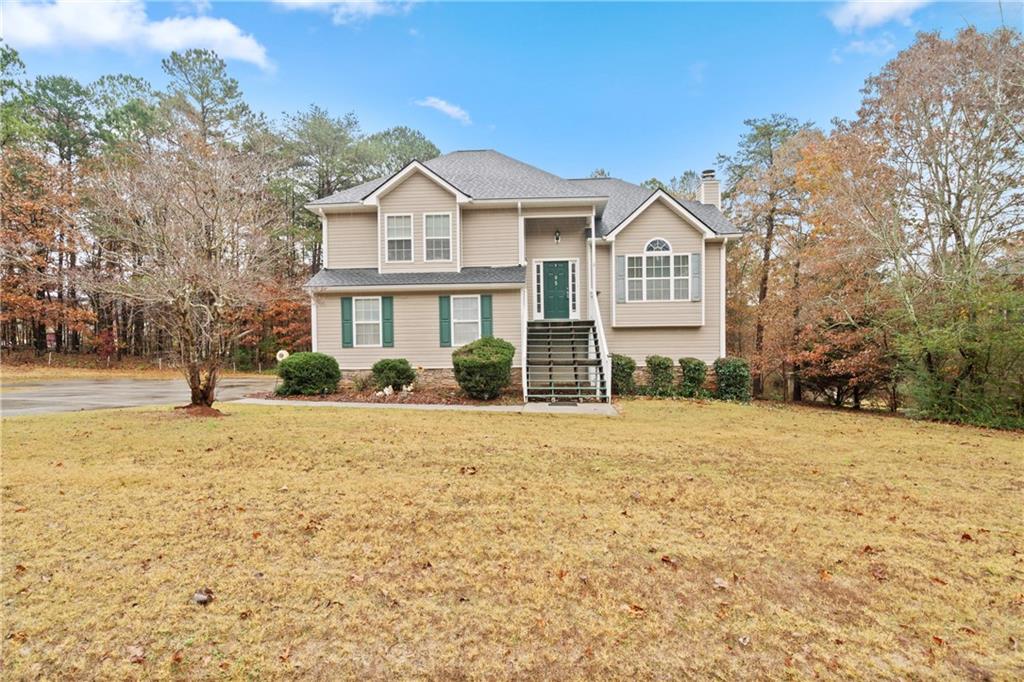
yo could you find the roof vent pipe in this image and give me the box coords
[699,169,721,211]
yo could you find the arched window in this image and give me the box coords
[625,238,691,302]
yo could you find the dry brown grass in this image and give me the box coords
[2,401,1021,679]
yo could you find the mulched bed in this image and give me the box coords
[173,404,226,418]
[251,373,524,406]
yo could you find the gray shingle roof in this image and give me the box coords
[306,266,526,289]
[309,150,596,206]
[567,177,742,237]
[308,149,739,236]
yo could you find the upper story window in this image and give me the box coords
[385,215,413,262]
[625,239,691,302]
[424,213,452,261]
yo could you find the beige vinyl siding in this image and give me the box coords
[378,171,459,273]
[524,218,590,320]
[595,241,724,365]
[325,211,377,269]
[461,208,519,267]
[523,206,593,218]
[613,199,705,327]
[314,289,522,369]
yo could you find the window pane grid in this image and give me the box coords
[386,215,412,262]
[353,298,381,346]
[451,296,480,346]
[424,214,451,261]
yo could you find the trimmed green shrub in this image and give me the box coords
[645,355,675,396]
[372,358,416,391]
[452,337,515,400]
[714,356,752,402]
[678,357,707,398]
[610,354,637,395]
[275,352,340,396]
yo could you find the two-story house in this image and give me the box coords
[304,150,740,402]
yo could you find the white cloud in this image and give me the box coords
[830,33,898,63]
[415,96,471,125]
[828,1,931,32]
[273,0,414,26]
[2,0,271,70]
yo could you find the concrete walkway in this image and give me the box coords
[234,397,620,417]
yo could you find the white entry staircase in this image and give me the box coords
[525,320,608,402]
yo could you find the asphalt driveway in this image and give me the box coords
[0,376,277,417]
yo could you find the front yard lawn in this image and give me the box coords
[2,401,1021,678]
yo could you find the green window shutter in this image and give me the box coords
[438,295,451,347]
[691,252,702,301]
[480,294,493,337]
[615,255,626,303]
[341,297,353,348]
[381,296,394,347]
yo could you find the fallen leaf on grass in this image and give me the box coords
[625,603,645,614]
[661,555,678,568]
[930,576,948,586]
[713,577,729,591]
[819,569,832,582]
[932,635,945,646]
[961,533,974,542]
[126,645,145,664]
[252,532,261,540]
[171,650,184,664]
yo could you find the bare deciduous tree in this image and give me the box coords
[86,125,284,406]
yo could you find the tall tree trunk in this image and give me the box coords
[753,209,776,396]
[791,258,803,402]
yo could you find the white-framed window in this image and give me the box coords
[451,295,481,346]
[423,213,452,261]
[353,296,382,347]
[625,239,691,302]
[385,214,413,262]
[673,254,690,300]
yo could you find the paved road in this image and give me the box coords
[0,376,278,417]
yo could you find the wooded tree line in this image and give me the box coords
[0,44,439,372]
[719,28,1023,427]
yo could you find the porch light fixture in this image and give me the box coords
[554,230,561,243]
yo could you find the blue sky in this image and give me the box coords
[3,1,1020,182]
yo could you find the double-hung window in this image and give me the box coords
[625,239,691,302]
[385,215,413,262]
[451,295,480,346]
[673,254,690,300]
[424,213,452,261]
[353,297,381,346]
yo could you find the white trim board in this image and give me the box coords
[531,257,581,320]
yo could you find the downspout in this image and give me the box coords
[519,201,527,402]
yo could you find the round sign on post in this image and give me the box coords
[276,349,290,362]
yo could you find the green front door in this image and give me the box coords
[542,261,570,319]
